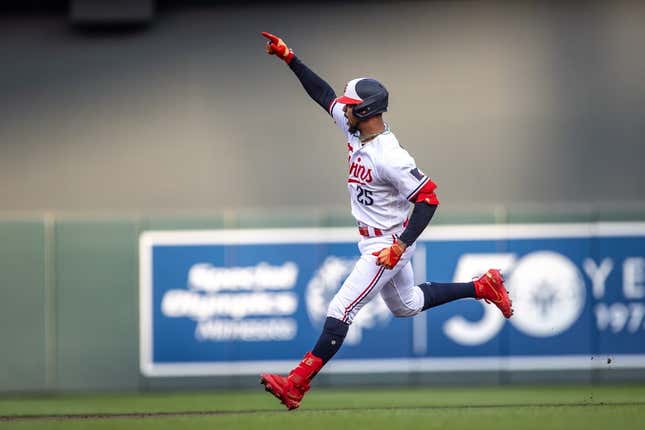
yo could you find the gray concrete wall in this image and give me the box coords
[1,1,644,213]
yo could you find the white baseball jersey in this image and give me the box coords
[322,98,431,325]
[329,100,431,232]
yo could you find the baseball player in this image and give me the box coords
[259,32,513,410]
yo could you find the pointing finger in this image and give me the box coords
[261,31,279,43]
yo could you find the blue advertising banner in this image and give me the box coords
[139,223,645,376]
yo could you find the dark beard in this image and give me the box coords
[348,122,359,134]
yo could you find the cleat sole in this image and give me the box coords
[259,373,304,411]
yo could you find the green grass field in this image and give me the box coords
[1,385,644,430]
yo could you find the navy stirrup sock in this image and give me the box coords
[312,317,350,364]
[419,282,476,311]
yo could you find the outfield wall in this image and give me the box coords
[1,209,644,393]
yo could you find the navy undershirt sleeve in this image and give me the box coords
[398,202,437,247]
[288,56,337,114]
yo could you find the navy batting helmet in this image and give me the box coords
[336,77,388,121]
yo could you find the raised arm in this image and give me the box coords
[262,32,336,114]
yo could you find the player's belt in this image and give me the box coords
[358,219,408,238]
[358,225,383,237]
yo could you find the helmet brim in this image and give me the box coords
[335,95,363,105]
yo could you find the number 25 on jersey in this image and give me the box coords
[355,185,374,206]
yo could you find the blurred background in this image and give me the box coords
[1,0,644,394]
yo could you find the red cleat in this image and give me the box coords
[260,352,323,411]
[474,269,513,318]
[260,373,309,410]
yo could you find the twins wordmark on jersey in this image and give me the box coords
[348,156,373,185]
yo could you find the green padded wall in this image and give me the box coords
[2,210,645,393]
[0,220,47,392]
[141,214,229,231]
[54,219,139,391]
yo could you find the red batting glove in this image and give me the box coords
[261,31,295,64]
[372,240,407,270]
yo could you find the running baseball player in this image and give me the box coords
[259,32,513,410]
